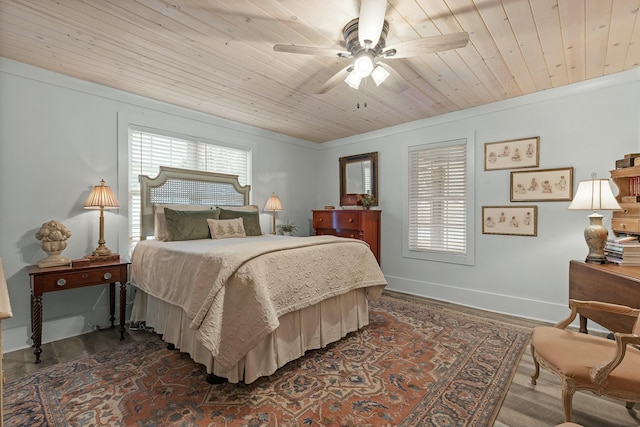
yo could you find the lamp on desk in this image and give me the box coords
[568,176,621,264]
[264,192,283,235]
[84,179,120,257]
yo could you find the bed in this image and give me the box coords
[130,166,387,384]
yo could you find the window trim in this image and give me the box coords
[402,132,475,266]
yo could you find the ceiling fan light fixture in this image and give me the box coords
[344,71,362,89]
[353,52,374,77]
[371,65,390,86]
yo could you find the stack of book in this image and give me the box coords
[605,236,640,266]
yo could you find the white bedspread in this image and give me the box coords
[131,235,386,369]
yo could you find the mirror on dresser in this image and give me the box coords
[339,152,378,206]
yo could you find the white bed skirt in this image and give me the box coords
[130,287,371,384]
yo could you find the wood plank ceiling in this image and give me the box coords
[1,0,639,143]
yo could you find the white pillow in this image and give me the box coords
[207,218,246,239]
[153,204,216,241]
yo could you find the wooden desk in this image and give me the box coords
[27,259,129,363]
[569,260,640,333]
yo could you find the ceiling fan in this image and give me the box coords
[273,0,469,94]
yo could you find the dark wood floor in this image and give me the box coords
[4,293,639,427]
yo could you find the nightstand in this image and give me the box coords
[27,259,130,363]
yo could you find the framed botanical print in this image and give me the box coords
[484,137,540,171]
[482,205,538,236]
[510,167,573,202]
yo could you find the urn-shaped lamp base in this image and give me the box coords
[584,213,608,264]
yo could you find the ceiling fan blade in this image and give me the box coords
[273,44,349,57]
[376,62,410,93]
[358,0,387,48]
[317,65,354,94]
[383,32,469,59]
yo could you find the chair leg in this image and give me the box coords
[530,343,540,385]
[561,380,576,422]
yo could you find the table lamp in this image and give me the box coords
[84,179,120,257]
[568,177,621,264]
[264,192,283,235]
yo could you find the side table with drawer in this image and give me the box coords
[312,209,381,264]
[27,259,130,363]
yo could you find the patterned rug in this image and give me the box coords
[4,295,530,427]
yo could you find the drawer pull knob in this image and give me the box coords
[319,218,323,222]
[82,274,89,279]
[103,272,113,280]
[348,218,354,223]
[56,278,66,287]
[349,234,356,238]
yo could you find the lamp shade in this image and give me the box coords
[264,193,283,212]
[371,65,390,86]
[568,179,621,211]
[84,179,120,209]
[344,71,362,90]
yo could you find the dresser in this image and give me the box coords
[312,209,381,264]
[569,260,640,333]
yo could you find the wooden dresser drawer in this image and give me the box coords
[612,218,640,233]
[36,265,126,292]
[616,203,640,217]
[334,212,361,229]
[312,211,334,229]
[313,210,361,230]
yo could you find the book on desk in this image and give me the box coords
[605,236,640,266]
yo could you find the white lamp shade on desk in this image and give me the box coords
[568,179,621,264]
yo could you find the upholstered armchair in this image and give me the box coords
[530,299,640,423]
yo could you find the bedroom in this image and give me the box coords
[1,0,640,425]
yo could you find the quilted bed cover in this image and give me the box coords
[131,235,386,369]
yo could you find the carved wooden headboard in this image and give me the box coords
[138,166,251,240]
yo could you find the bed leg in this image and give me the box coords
[206,374,227,385]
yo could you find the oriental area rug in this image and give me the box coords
[4,295,530,427]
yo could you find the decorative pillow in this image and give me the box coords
[154,204,216,241]
[164,208,221,241]
[207,218,246,239]
[219,208,263,236]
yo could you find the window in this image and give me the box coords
[404,136,474,265]
[128,126,250,250]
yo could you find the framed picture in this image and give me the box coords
[484,137,540,171]
[510,167,573,202]
[482,206,537,236]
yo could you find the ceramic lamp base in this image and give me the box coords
[584,213,608,264]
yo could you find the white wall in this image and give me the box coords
[0,58,318,352]
[317,68,640,324]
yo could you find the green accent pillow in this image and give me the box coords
[164,208,221,241]
[219,208,262,236]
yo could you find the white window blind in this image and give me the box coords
[408,142,467,256]
[128,127,249,251]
